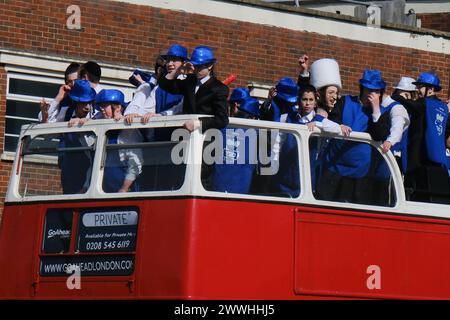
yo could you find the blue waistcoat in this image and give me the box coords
[212,128,257,194]
[424,97,448,168]
[59,132,93,194]
[103,132,139,193]
[155,86,183,114]
[324,95,371,178]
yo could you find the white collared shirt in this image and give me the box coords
[372,96,410,146]
[195,75,211,94]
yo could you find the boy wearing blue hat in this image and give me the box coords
[158,45,229,132]
[228,87,251,117]
[125,44,187,125]
[315,70,383,205]
[392,72,450,203]
[260,77,299,122]
[368,76,412,173]
[55,79,98,126]
[94,89,144,193]
[58,79,98,194]
[211,97,259,194]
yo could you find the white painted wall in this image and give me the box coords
[116,0,449,54]
[289,1,450,14]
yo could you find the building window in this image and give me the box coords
[4,73,59,152]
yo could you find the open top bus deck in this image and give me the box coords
[0,115,449,299]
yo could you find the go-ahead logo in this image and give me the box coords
[48,229,71,239]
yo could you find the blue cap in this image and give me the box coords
[129,69,154,87]
[413,72,441,91]
[229,87,250,104]
[161,44,188,61]
[68,80,96,103]
[275,77,299,103]
[190,46,216,66]
[238,97,260,118]
[359,69,386,90]
[95,89,126,110]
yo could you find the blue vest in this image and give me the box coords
[324,95,371,178]
[155,87,183,114]
[212,128,257,194]
[378,101,409,175]
[272,112,302,196]
[60,132,93,194]
[103,132,139,193]
[424,97,448,168]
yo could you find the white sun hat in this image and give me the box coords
[394,77,417,91]
[310,58,342,90]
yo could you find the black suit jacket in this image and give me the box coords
[158,74,229,131]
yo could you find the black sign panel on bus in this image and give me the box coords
[42,209,73,253]
[40,255,134,276]
[77,207,138,253]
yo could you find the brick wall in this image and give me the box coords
[418,13,450,33]
[0,0,449,220]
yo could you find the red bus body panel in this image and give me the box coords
[1,198,450,299]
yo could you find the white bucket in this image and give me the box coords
[310,58,342,90]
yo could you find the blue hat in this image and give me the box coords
[190,46,216,66]
[161,44,188,61]
[95,89,126,110]
[359,69,386,90]
[238,97,260,118]
[229,87,250,104]
[413,72,441,91]
[275,77,299,103]
[68,80,96,103]
[129,69,154,87]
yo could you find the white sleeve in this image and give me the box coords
[372,111,381,122]
[160,98,184,116]
[124,83,152,116]
[315,118,342,134]
[140,86,156,115]
[386,105,410,145]
[55,106,69,122]
[38,100,61,123]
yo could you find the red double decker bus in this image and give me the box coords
[0,115,449,299]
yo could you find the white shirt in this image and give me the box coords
[298,111,315,124]
[92,113,144,183]
[92,83,104,94]
[124,82,155,116]
[314,118,342,134]
[116,129,144,182]
[38,99,60,123]
[195,75,211,94]
[373,96,410,146]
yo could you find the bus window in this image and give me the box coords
[202,126,301,198]
[19,132,96,196]
[310,135,397,207]
[103,128,188,193]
